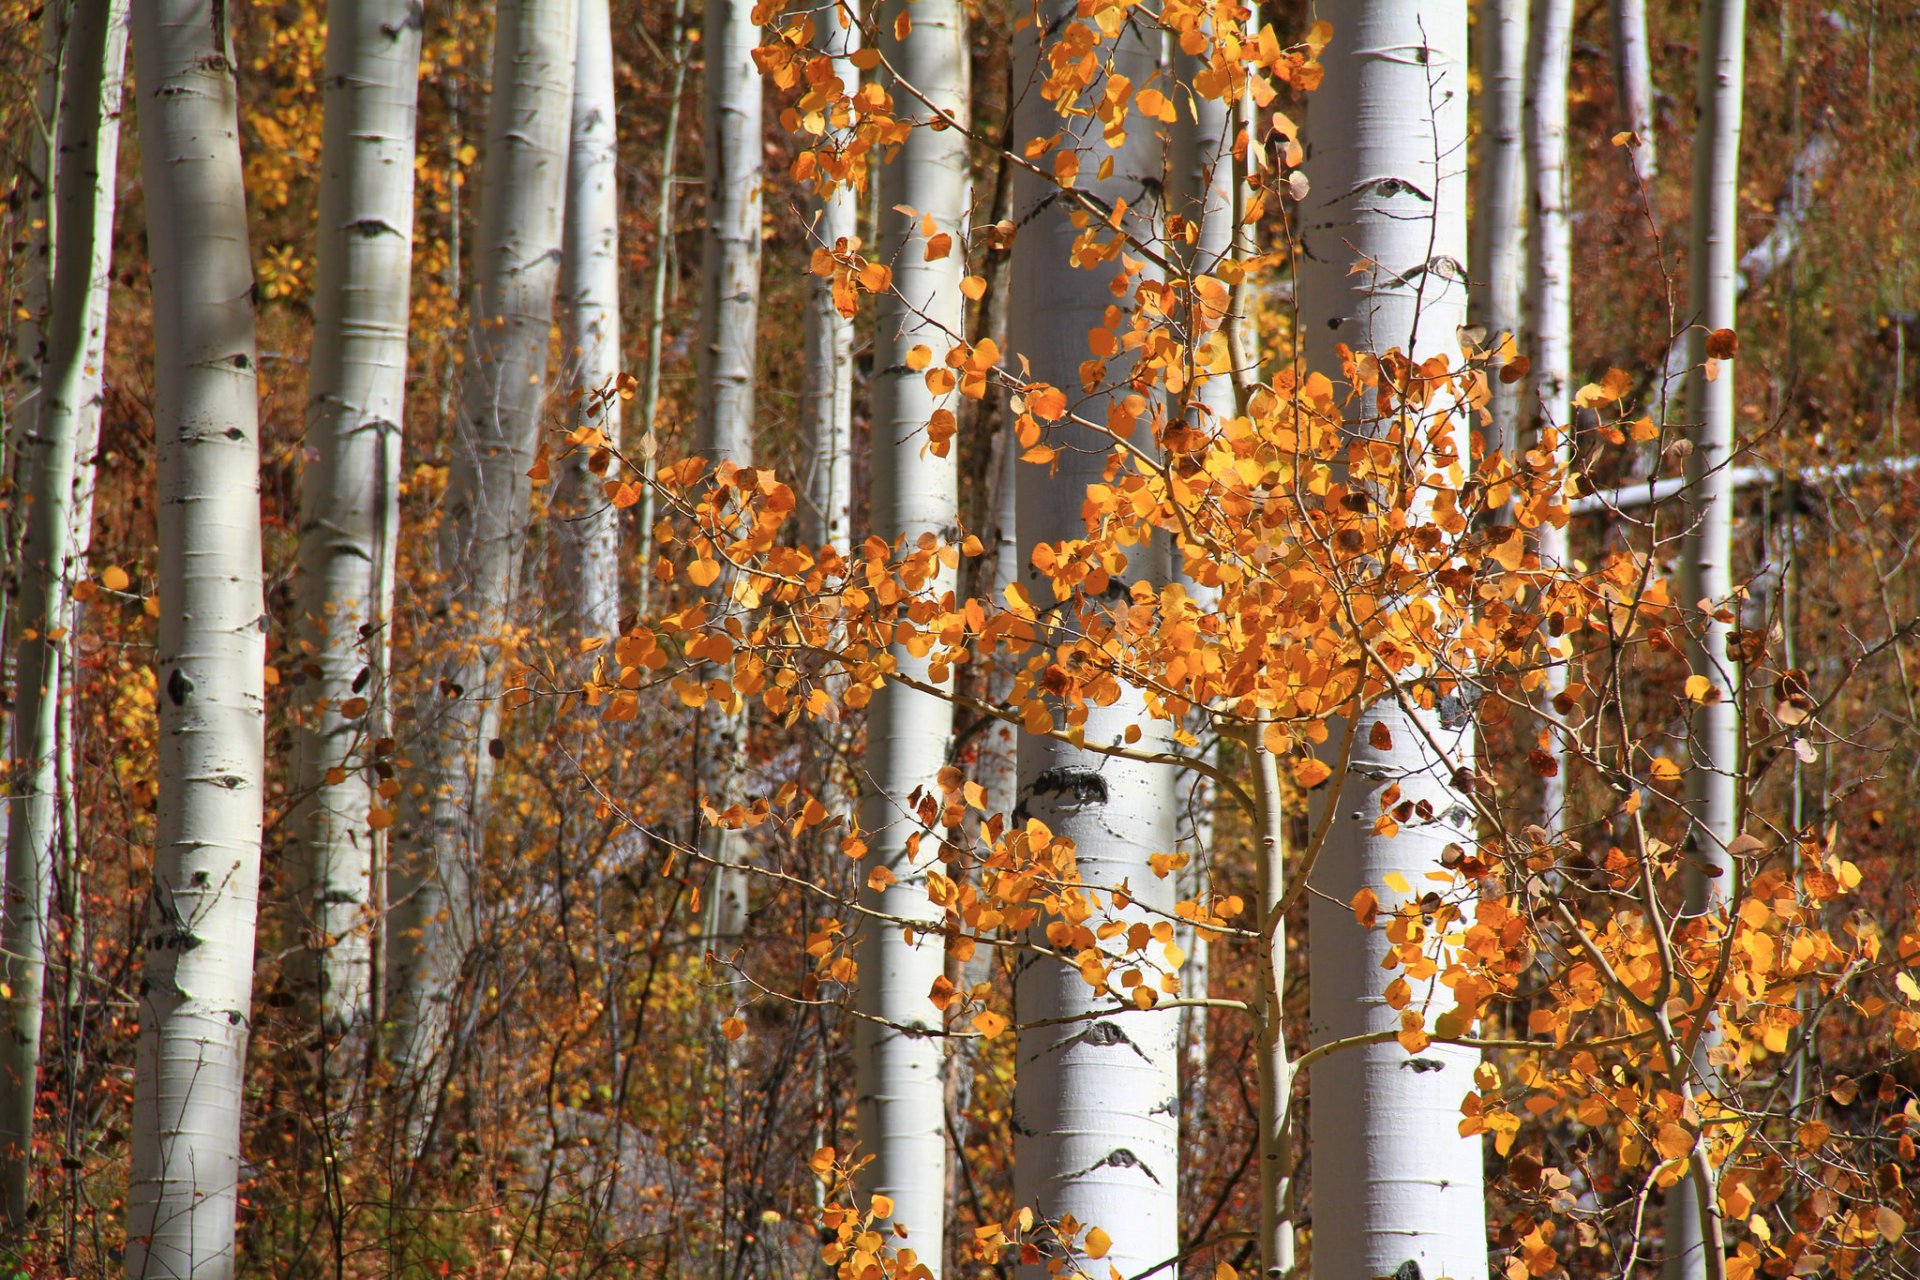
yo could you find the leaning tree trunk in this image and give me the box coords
[0,0,125,1229]
[1669,3,1746,1278]
[124,2,265,1274]
[1471,0,1528,461]
[1302,5,1489,1280]
[800,3,858,554]
[1609,0,1659,184]
[1006,5,1180,1277]
[853,0,966,1265]
[1526,0,1575,825]
[289,0,423,1054]
[386,0,577,1123]
[557,0,623,644]
[695,0,763,947]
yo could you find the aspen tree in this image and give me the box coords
[1526,0,1574,822]
[125,1,265,1272]
[1006,5,1179,1274]
[1470,0,1527,459]
[558,0,624,643]
[1302,4,1489,1278]
[1669,3,1746,1277]
[801,2,858,553]
[854,0,966,1264]
[0,0,125,1227]
[696,0,763,945]
[289,0,423,1050]
[1610,0,1660,184]
[387,0,577,1111]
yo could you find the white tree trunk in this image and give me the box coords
[1471,0,1528,460]
[853,0,966,1265]
[1609,0,1659,183]
[557,0,623,643]
[1526,0,1574,826]
[1301,5,1488,1280]
[800,3,858,552]
[1669,3,1746,1277]
[1007,8,1179,1277]
[635,0,689,617]
[695,0,763,945]
[289,0,422,1049]
[0,0,125,1228]
[125,2,265,1273]
[387,0,577,1107]
[1166,48,1236,1146]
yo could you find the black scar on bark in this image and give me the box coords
[1028,766,1108,806]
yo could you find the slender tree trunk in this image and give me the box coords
[558,0,623,643]
[1471,0,1528,461]
[289,0,423,1058]
[695,0,763,946]
[1669,3,1746,1278]
[387,0,577,1121]
[800,3,858,553]
[1302,5,1489,1280]
[125,2,265,1273]
[853,0,966,1265]
[1007,6,1179,1276]
[1609,0,1659,184]
[1167,42,1236,1150]
[1252,740,1295,1280]
[1526,0,1575,825]
[635,0,689,617]
[0,0,124,1228]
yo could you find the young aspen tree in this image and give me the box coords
[696,0,763,947]
[1302,4,1490,1279]
[1006,4,1180,1275]
[1526,0,1575,823]
[289,0,423,1050]
[387,0,577,1119]
[125,1,266,1272]
[558,0,624,643]
[853,0,967,1264]
[1166,31,1237,1152]
[1470,0,1527,458]
[1670,2,1747,1277]
[0,0,126,1227]
[801,2,859,553]
[1609,0,1660,184]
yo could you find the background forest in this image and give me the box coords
[2,0,1919,1279]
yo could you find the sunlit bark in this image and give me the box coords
[1302,3,1489,1277]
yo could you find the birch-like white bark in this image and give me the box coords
[387,0,577,1111]
[1007,8,1179,1276]
[853,0,966,1266]
[1609,0,1659,184]
[289,0,422,1049]
[125,3,265,1273]
[696,0,763,945]
[1166,46,1236,1146]
[1669,3,1746,1277]
[1471,0,1528,460]
[1526,0,1574,826]
[1301,4,1488,1278]
[800,3,859,553]
[0,0,124,1227]
[7,0,63,449]
[635,0,689,617]
[558,0,623,643]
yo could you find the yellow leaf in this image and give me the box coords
[1655,1124,1694,1161]
[100,565,130,591]
[1084,1227,1112,1260]
[872,1193,895,1219]
[1896,970,1920,1002]
[721,1015,747,1042]
[1383,871,1411,894]
[1293,757,1331,788]
[1350,887,1379,928]
[1684,674,1717,704]
[906,344,932,371]
[971,1009,1008,1039]
[1650,756,1683,783]
[367,808,394,831]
